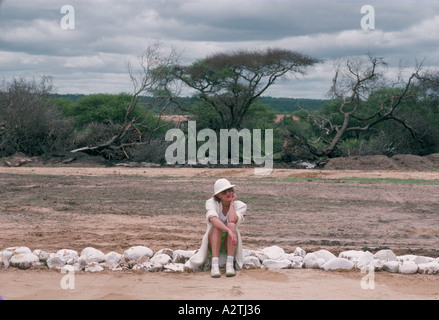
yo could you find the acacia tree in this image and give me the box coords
[289,55,422,158]
[174,48,320,130]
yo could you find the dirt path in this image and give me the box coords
[1,267,438,300]
[2,166,439,180]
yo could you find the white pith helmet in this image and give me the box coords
[213,178,235,196]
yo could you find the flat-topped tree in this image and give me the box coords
[174,48,320,130]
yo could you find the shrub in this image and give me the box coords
[0,77,74,157]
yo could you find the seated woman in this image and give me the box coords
[189,178,247,277]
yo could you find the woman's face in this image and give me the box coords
[217,188,234,203]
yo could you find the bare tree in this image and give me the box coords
[291,55,422,157]
[0,76,74,157]
[71,41,181,157]
[417,69,439,97]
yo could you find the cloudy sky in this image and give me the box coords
[1,0,438,98]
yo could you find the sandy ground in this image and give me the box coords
[1,166,439,300]
[2,267,439,300]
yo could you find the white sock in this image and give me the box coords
[227,256,234,266]
[212,257,219,266]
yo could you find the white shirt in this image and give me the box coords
[219,210,228,224]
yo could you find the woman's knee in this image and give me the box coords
[209,226,222,239]
[227,222,237,232]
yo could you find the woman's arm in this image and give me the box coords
[227,193,238,224]
[209,216,238,246]
[209,216,229,232]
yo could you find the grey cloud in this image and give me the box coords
[1,0,438,97]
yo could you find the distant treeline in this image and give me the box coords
[50,94,330,114]
[258,97,330,113]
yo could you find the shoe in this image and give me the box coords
[211,264,221,278]
[226,264,235,277]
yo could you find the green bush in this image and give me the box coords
[60,93,133,128]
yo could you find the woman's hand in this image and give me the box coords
[228,229,238,246]
[227,193,238,224]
